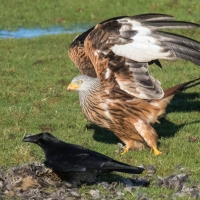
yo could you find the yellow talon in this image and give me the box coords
[153,147,162,156]
[120,146,129,155]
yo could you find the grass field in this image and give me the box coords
[0,0,200,199]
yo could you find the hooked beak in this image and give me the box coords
[67,83,80,91]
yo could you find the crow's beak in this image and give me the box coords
[67,83,80,91]
[22,134,37,143]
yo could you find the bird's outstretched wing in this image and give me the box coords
[83,13,200,99]
[68,16,127,77]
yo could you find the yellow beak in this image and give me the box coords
[67,83,80,91]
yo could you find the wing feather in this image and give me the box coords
[68,42,97,77]
[109,17,200,63]
[68,16,127,77]
[71,13,200,99]
[129,13,174,21]
[114,61,164,99]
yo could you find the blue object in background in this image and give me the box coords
[0,24,92,39]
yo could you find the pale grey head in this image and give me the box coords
[67,75,100,92]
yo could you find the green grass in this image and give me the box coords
[0,0,200,199]
[0,0,200,30]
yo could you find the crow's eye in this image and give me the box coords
[77,80,83,85]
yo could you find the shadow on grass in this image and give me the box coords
[154,118,200,139]
[166,92,200,114]
[88,92,200,145]
[87,124,120,145]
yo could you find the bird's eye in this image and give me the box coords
[77,80,83,85]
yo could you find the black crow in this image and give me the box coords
[23,132,144,184]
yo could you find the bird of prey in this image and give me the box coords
[67,13,200,155]
[22,132,144,184]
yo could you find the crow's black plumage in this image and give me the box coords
[23,132,144,184]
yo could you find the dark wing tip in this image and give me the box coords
[149,59,162,68]
[139,167,145,173]
[130,166,145,174]
[130,13,174,21]
[117,166,145,174]
[145,21,200,29]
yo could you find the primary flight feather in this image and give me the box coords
[67,13,200,155]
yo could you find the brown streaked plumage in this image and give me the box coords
[67,13,200,155]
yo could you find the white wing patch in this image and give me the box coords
[117,18,151,35]
[111,39,171,62]
[112,18,172,62]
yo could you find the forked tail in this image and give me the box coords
[163,77,200,98]
[150,77,200,118]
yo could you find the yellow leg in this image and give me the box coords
[153,147,162,156]
[120,146,129,155]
